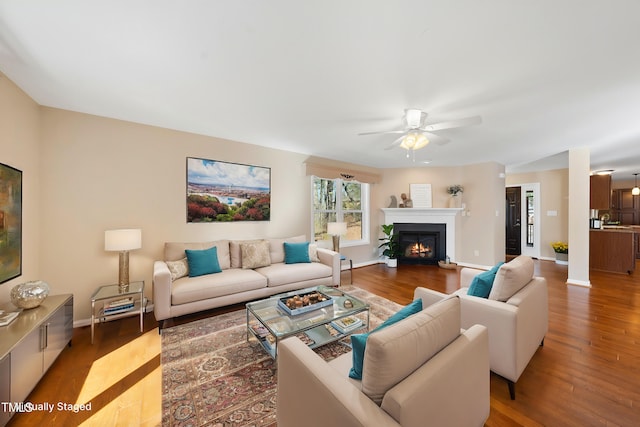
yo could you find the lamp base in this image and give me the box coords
[332,235,340,253]
[118,251,130,292]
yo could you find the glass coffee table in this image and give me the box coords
[246,285,370,359]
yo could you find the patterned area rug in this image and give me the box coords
[161,285,403,427]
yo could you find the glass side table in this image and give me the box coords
[91,281,145,344]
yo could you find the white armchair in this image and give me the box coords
[414,255,548,399]
[277,297,490,427]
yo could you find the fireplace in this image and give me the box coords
[382,208,460,263]
[394,223,446,265]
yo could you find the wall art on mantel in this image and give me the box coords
[0,162,22,283]
[186,157,271,222]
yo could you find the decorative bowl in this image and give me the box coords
[11,280,50,309]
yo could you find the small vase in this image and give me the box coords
[555,252,568,265]
[448,194,462,208]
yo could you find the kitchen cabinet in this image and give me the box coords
[590,229,635,274]
[611,189,640,224]
[0,294,73,426]
[590,175,612,210]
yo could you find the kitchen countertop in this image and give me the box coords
[592,225,640,232]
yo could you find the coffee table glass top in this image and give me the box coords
[246,285,370,358]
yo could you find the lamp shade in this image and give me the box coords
[105,229,142,251]
[327,222,347,236]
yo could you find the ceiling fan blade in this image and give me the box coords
[358,130,406,136]
[421,116,482,132]
[384,135,405,150]
[423,132,450,145]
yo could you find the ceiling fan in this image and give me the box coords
[358,108,482,153]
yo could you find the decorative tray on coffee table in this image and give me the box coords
[277,290,333,316]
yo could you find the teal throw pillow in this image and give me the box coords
[467,262,504,298]
[348,298,423,380]
[284,241,311,264]
[185,246,222,277]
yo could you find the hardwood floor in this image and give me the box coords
[7,259,640,426]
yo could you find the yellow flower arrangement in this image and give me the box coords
[551,241,568,254]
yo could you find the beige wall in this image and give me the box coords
[375,162,506,267]
[506,168,569,260]
[2,71,514,324]
[0,73,41,304]
[38,108,318,320]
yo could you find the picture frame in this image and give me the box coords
[0,162,22,284]
[186,157,271,222]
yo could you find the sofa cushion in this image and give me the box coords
[171,268,267,305]
[241,240,271,269]
[361,296,461,405]
[349,299,423,380]
[185,246,222,277]
[467,262,504,298]
[489,255,534,301]
[166,258,189,281]
[255,262,332,287]
[268,235,306,264]
[284,242,311,264]
[164,240,231,270]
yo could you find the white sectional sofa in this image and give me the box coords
[153,235,340,330]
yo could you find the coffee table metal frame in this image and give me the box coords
[246,285,370,359]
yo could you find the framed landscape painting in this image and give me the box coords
[0,162,22,283]
[186,157,271,222]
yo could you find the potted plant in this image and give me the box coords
[551,241,568,265]
[447,185,464,208]
[379,224,401,267]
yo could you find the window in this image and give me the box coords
[311,176,369,246]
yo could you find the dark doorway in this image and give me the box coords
[506,187,521,256]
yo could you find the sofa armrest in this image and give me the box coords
[381,324,490,427]
[413,287,448,308]
[153,260,172,322]
[317,247,341,286]
[277,338,399,427]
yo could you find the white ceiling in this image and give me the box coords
[2,1,640,179]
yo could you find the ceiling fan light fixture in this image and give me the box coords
[399,132,429,151]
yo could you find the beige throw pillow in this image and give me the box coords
[241,240,271,269]
[361,297,461,405]
[308,243,320,262]
[166,258,189,281]
[488,255,534,301]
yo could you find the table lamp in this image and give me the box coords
[105,228,142,291]
[327,222,347,252]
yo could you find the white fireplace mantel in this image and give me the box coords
[381,208,461,261]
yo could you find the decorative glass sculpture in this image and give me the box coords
[10,280,50,309]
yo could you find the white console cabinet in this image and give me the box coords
[0,294,73,426]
